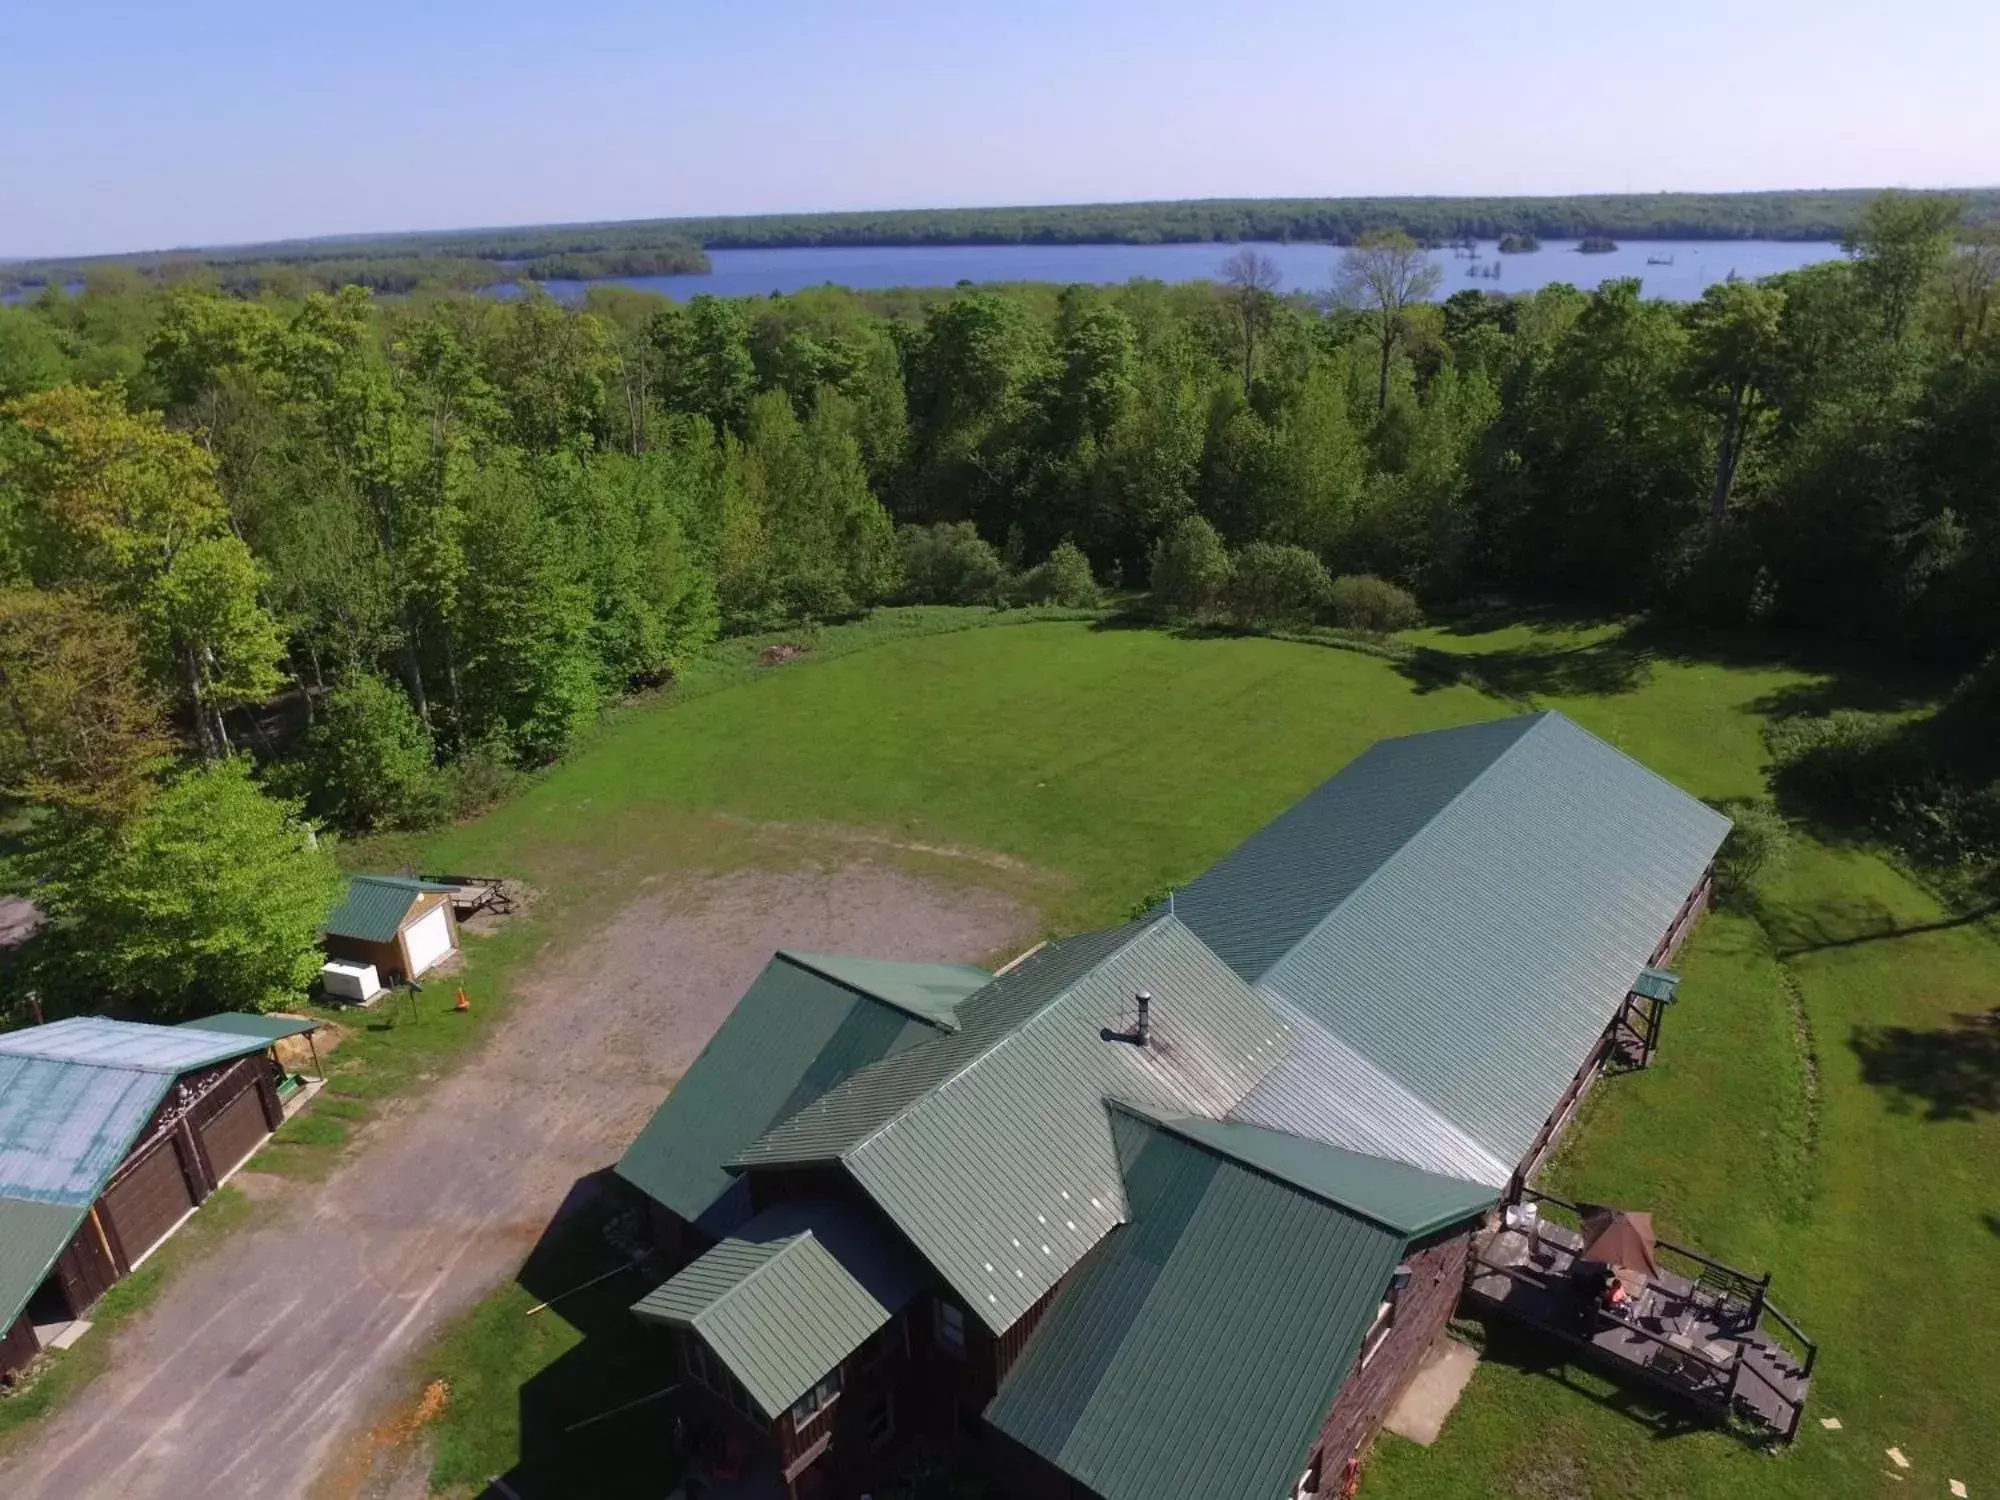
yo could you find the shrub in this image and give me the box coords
[307,672,442,831]
[1709,797,1791,908]
[783,566,858,623]
[1223,542,1332,629]
[1018,541,1103,608]
[1763,710,1906,807]
[1148,516,1232,620]
[1328,573,1422,634]
[898,522,1008,605]
[22,759,345,1017]
[442,736,523,821]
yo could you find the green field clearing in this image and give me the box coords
[351,611,1992,1499]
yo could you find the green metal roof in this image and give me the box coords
[1171,714,1541,980]
[984,1119,1405,1500]
[1178,711,1731,1180]
[0,1057,171,1204]
[0,1019,274,1207]
[1632,965,1681,1004]
[735,918,1291,1334]
[632,1199,926,1419]
[177,1012,324,1042]
[1129,1110,1498,1239]
[778,952,990,1031]
[0,1016,280,1334]
[614,955,941,1234]
[0,1016,276,1074]
[322,875,454,943]
[0,1196,90,1335]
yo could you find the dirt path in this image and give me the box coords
[7,863,1034,1500]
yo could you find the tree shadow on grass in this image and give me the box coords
[478,1172,684,1500]
[1763,896,2000,958]
[1848,1010,2000,1122]
[1421,600,1633,641]
[1395,636,1656,705]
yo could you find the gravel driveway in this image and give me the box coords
[5,864,1034,1500]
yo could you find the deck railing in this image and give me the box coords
[1518,1188,1818,1389]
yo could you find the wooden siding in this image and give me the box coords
[1,1309,40,1379]
[324,889,459,985]
[323,932,406,983]
[49,1208,121,1317]
[99,1132,198,1269]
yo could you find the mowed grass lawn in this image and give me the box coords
[392,612,1993,1499]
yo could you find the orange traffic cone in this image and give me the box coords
[454,987,470,1013]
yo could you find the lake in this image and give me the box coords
[526,238,1844,305]
[0,238,1845,309]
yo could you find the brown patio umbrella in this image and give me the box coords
[1577,1205,1660,1279]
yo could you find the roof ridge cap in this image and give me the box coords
[689,1229,821,1418]
[1110,1102,1420,1236]
[843,917,1174,1160]
[694,1228,811,1325]
[774,951,962,1033]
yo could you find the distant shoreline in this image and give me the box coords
[4,188,1990,295]
[10,187,1998,268]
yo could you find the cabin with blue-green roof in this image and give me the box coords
[0,1011,324,1376]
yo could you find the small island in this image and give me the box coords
[1497,232,1542,253]
[1577,234,1619,254]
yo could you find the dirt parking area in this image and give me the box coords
[5,861,1035,1500]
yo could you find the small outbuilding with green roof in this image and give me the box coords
[322,875,461,986]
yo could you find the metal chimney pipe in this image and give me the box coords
[1134,991,1152,1046]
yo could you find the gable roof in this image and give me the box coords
[632,1199,927,1420]
[0,1016,276,1075]
[323,875,455,943]
[984,1118,1405,1500]
[1178,711,1730,1177]
[734,917,1289,1333]
[0,1016,276,1334]
[0,1018,272,1208]
[1128,1109,1497,1239]
[614,953,954,1235]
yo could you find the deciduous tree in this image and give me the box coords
[1334,231,1443,411]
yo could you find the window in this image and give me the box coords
[934,1297,967,1357]
[789,1368,841,1428]
[1295,1448,1323,1500]
[859,1393,896,1451]
[685,1335,761,1422]
[1360,1298,1397,1368]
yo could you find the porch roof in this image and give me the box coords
[631,1199,926,1420]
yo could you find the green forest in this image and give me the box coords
[0,225,713,298]
[2,191,1998,1021]
[639,187,2000,248]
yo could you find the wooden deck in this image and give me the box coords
[1465,1210,1814,1441]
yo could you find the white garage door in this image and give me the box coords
[402,905,453,976]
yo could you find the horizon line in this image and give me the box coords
[6,182,1996,269]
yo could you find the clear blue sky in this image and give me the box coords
[3,0,1995,259]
